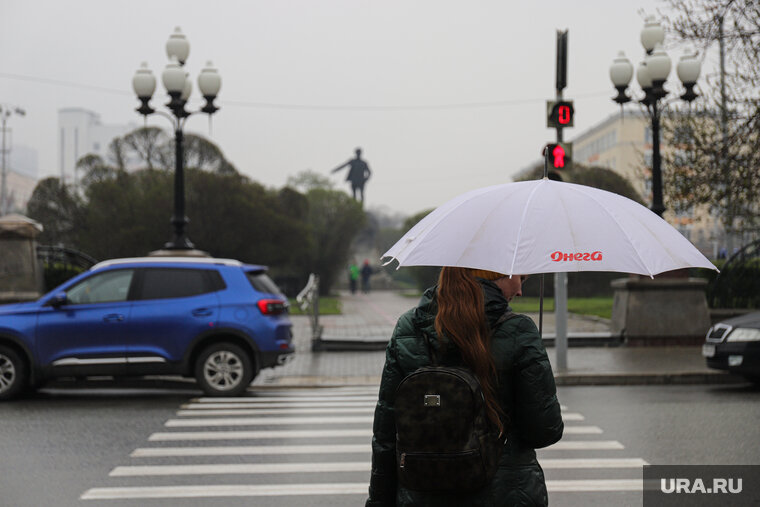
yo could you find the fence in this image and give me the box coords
[296,273,324,351]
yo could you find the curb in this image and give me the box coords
[554,371,747,386]
[312,333,625,351]
[257,371,749,388]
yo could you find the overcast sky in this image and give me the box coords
[3,0,705,217]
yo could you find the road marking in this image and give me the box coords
[81,483,369,500]
[181,402,571,412]
[111,462,371,476]
[561,412,585,421]
[540,458,649,468]
[193,396,378,403]
[563,426,603,434]
[81,479,643,500]
[176,407,375,416]
[149,429,373,441]
[181,401,377,409]
[131,444,370,457]
[113,457,648,476]
[547,479,642,491]
[165,416,374,427]
[545,440,625,450]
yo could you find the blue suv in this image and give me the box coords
[0,257,294,399]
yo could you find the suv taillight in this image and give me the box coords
[257,298,287,315]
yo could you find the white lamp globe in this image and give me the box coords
[132,62,156,99]
[166,27,190,65]
[640,16,665,53]
[610,51,633,88]
[646,43,672,83]
[198,61,222,97]
[162,57,185,94]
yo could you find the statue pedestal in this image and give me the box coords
[148,249,211,258]
[611,277,711,346]
[0,215,44,303]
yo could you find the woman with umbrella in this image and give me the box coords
[366,266,564,506]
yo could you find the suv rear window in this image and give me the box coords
[246,271,283,296]
[137,268,225,300]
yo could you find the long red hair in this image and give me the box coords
[434,266,504,434]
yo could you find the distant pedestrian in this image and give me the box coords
[349,262,360,294]
[366,267,564,506]
[361,260,373,293]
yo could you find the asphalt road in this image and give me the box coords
[0,382,758,507]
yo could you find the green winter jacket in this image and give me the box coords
[366,279,564,506]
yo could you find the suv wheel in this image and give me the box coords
[0,345,27,400]
[195,343,255,397]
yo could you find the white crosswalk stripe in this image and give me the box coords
[81,386,649,504]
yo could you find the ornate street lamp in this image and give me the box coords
[609,16,701,218]
[132,27,221,250]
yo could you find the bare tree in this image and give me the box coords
[661,0,760,244]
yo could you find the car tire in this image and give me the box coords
[195,343,255,397]
[0,345,28,401]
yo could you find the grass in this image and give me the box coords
[288,297,342,315]
[510,297,613,320]
[286,295,614,319]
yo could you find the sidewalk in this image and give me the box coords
[254,290,746,387]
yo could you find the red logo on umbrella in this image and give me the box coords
[551,251,603,262]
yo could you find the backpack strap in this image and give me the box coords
[420,330,439,367]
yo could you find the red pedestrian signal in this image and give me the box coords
[552,144,566,168]
[544,142,573,171]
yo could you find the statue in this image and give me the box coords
[331,148,371,204]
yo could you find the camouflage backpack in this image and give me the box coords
[393,312,514,492]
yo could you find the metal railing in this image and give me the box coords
[36,245,97,269]
[709,239,760,309]
[296,273,323,350]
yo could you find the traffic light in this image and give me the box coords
[544,142,573,172]
[546,100,574,128]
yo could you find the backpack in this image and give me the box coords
[393,311,516,492]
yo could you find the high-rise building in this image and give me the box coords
[1,140,38,214]
[58,108,137,184]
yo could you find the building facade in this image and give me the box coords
[570,109,720,258]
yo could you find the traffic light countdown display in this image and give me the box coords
[546,101,574,129]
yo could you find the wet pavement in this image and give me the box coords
[255,290,746,387]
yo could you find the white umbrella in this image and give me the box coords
[383,178,716,277]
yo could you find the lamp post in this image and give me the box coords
[132,27,221,250]
[609,16,701,218]
[0,105,26,216]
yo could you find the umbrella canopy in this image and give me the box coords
[383,179,716,277]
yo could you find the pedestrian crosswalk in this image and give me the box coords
[80,386,647,504]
